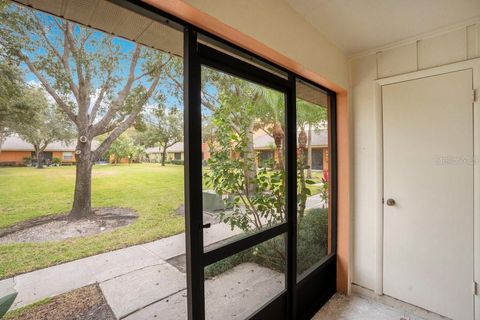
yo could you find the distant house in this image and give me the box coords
[254,129,329,170]
[146,142,184,163]
[144,129,328,170]
[146,142,211,163]
[0,136,99,166]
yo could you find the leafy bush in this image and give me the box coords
[22,157,32,166]
[205,208,328,278]
[297,208,328,275]
[205,248,252,278]
[169,160,184,165]
[52,157,61,165]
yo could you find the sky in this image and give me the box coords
[18,4,184,118]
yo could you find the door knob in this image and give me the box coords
[386,199,396,206]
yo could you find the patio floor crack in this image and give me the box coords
[119,288,187,319]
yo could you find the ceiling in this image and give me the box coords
[286,0,480,54]
[14,0,183,56]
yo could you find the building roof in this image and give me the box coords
[1,136,99,152]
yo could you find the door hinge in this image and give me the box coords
[474,89,478,103]
[474,281,479,295]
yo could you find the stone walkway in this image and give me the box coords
[0,223,284,319]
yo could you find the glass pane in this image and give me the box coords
[204,234,286,319]
[296,80,331,278]
[0,1,186,319]
[201,65,286,249]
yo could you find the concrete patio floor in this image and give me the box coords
[313,294,450,320]
[122,263,284,320]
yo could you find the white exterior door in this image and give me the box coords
[383,69,474,320]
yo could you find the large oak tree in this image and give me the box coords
[0,2,178,219]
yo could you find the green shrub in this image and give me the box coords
[52,157,61,165]
[22,157,32,166]
[297,208,328,275]
[205,208,328,278]
[170,160,184,165]
[205,248,252,278]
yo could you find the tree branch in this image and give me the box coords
[92,45,142,135]
[16,51,77,124]
[30,14,79,100]
[89,75,111,125]
[92,70,162,161]
[166,68,217,113]
[64,22,85,88]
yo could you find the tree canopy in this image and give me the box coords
[0,60,35,148]
[14,87,74,168]
[142,101,183,166]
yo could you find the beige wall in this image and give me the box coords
[183,0,349,89]
[351,19,480,290]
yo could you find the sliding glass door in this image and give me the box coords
[183,26,336,320]
[184,29,293,319]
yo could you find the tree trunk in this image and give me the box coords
[298,148,307,219]
[272,122,284,170]
[35,147,44,169]
[161,146,167,166]
[307,123,313,179]
[245,124,257,195]
[0,132,6,153]
[298,129,308,219]
[69,139,93,220]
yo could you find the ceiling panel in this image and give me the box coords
[287,0,480,54]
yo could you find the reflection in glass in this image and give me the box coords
[204,235,286,320]
[296,81,330,277]
[201,66,286,248]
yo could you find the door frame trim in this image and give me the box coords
[373,57,480,319]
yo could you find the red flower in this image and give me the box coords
[323,170,329,182]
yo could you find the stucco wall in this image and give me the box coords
[183,0,349,89]
[0,151,30,164]
[351,20,480,290]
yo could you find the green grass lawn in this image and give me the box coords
[0,164,185,279]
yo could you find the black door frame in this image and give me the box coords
[110,1,338,319]
[185,28,295,319]
[185,28,338,320]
